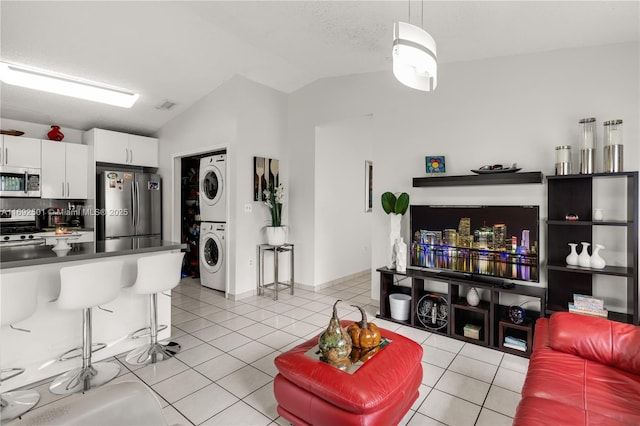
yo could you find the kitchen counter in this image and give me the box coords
[0,237,184,269]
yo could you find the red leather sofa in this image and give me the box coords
[274,321,423,426]
[514,312,640,425]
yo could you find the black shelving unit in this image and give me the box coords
[413,172,543,187]
[546,172,638,325]
[377,267,546,357]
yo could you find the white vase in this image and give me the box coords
[577,242,591,267]
[566,243,579,266]
[590,244,606,269]
[395,238,407,273]
[593,208,604,221]
[388,213,402,269]
[265,226,286,246]
[466,287,480,306]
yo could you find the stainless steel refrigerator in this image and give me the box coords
[97,171,161,240]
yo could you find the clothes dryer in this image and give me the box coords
[199,154,226,222]
[199,222,225,291]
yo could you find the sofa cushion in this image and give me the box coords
[522,347,640,424]
[514,397,633,426]
[549,312,640,375]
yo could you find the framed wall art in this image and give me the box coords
[425,156,446,173]
[254,156,279,201]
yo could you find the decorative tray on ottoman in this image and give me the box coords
[304,337,392,374]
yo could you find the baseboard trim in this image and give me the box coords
[314,269,371,291]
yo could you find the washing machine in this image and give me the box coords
[199,154,226,222]
[199,222,225,291]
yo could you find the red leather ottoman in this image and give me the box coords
[274,321,423,426]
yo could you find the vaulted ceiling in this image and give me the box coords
[1,1,638,135]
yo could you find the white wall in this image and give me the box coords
[157,76,288,299]
[288,42,639,301]
[234,79,288,297]
[315,115,373,285]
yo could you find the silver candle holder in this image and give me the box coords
[603,119,623,173]
[579,117,596,174]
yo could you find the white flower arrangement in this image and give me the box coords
[263,183,284,226]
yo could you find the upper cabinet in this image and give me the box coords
[1,135,41,168]
[41,140,89,199]
[83,128,158,167]
[128,134,158,167]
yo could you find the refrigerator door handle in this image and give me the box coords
[131,180,136,230]
[135,181,140,230]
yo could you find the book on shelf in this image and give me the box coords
[463,324,482,340]
[504,336,527,346]
[568,303,608,318]
[503,342,527,352]
[573,294,604,310]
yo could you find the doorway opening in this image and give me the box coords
[179,150,226,279]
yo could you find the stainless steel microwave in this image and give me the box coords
[0,166,41,197]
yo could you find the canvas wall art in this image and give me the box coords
[254,156,280,201]
[426,156,446,173]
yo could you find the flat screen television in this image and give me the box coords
[410,205,539,283]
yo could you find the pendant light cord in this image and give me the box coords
[408,0,425,28]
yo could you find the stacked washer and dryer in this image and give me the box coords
[199,153,226,291]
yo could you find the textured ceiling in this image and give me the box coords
[0,1,638,136]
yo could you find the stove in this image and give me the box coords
[0,210,44,245]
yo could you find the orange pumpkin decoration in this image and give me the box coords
[350,345,380,363]
[347,305,381,350]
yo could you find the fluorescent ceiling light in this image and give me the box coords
[0,61,139,108]
[392,21,437,91]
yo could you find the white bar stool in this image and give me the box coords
[126,252,185,366]
[49,260,124,395]
[1,271,40,422]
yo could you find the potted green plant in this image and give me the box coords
[264,182,286,245]
[381,192,409,270]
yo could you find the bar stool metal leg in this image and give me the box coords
[126,293,181,366]
[49,308,120,395]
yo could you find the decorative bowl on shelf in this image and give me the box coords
[0,129,25,136]
[508,305,526,324]
[471,163,521,174]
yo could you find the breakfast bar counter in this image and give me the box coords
[0,238,185,391]
[0,237,184,269]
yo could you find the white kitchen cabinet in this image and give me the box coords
[1,135,41,168]
[41,140,89,199]
[84,128,158,167]
[127,134,158,167]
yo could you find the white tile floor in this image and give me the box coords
[9,274,527,426]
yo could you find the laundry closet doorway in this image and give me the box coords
[177,149,227,294]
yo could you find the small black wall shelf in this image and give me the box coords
[413,171,544,187]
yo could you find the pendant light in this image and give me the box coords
[392,1,437,91]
